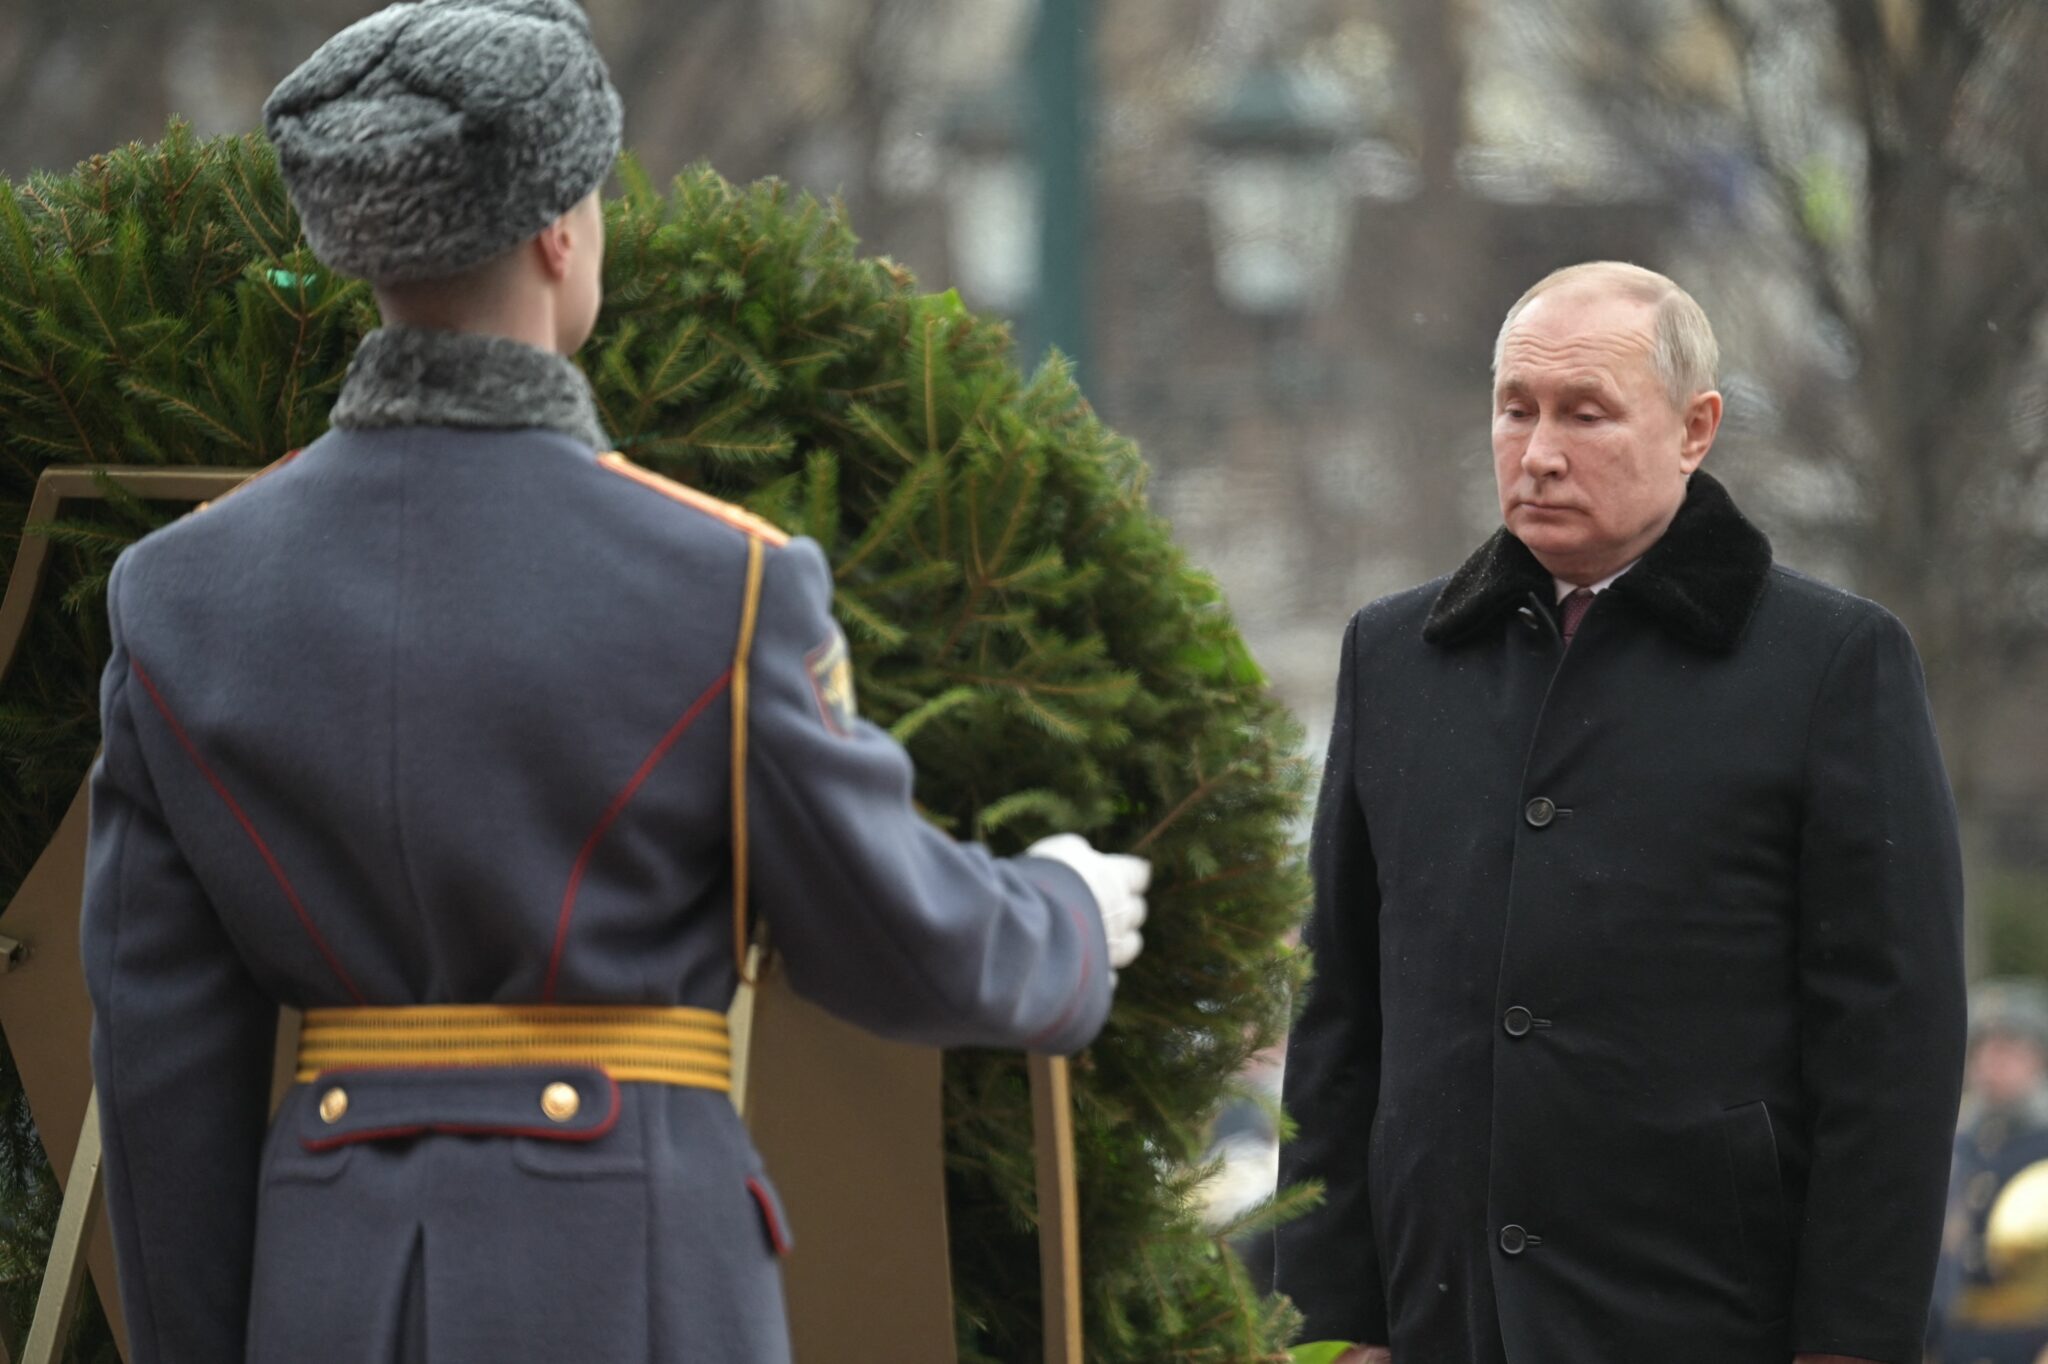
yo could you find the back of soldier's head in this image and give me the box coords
[264,0,621,350]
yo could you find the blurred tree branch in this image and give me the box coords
[1561,0,2048,804]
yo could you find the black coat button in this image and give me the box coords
[1503,1006,1533,1037]
[1524,797,1556,828]
[1500,1224,1530,1255]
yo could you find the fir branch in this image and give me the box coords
[888,685,984,746]
[834,454,944,576]
[829,590,910,648]
[943,670,1138,702]
[845,401,922,466]
[800,450,839,550]
[975,788,1087,836]
[226,152,286,249]
[35,364,99,465]
[117,375,257,454]
[773,348,841,371]
[1132,769,1239,854]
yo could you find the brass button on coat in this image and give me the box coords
[541,1081,581,1123]
[318,1087,349,1124]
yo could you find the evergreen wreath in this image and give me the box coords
[0,124,1316,1363]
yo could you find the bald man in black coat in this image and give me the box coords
[1277,263,1966,1364]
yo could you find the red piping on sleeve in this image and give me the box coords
[748,1176,793,1256]
[129,656,367,1004]
[542,670,734,1001]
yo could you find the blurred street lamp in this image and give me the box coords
[1198,65,1355,315]
[942,0,1094,378]
[942,83,1038,315]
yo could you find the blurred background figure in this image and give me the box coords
[1931,979,2048,1364]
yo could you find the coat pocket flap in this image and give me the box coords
[297,1065,621,1151]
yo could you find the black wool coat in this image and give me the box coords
[1275,473,1966,1364]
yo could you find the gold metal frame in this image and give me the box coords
[1,464,1085,1363]
[3,466,245,1364]
[0,467,252,683]
[17,1093,102,1364]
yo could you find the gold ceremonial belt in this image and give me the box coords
[296,1004,733,1093]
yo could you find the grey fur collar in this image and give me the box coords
[1422,471,1774,653]
[331,325,609,451]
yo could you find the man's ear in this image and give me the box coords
[1679,389,1723,474]
[534,213,574,282]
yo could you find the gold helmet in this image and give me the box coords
[1988,1160,2048,1283]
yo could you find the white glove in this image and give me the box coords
[1026,833,1150,976]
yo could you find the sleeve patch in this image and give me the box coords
[805,632,858,737]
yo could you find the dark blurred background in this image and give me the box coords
[4,0,2046,1295]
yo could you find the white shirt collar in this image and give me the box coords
[1554,560,1639,604]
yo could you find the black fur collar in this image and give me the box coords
[1422,471,1774,653]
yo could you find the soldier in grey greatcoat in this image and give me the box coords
[80,3,1148,1361]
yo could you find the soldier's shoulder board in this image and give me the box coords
[191,448,302,516]
[598,453,791,546]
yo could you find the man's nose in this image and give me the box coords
[1521,421,1569,479]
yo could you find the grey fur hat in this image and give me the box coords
[264,0,622,284]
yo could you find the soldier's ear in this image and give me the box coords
[534,213,575,282]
